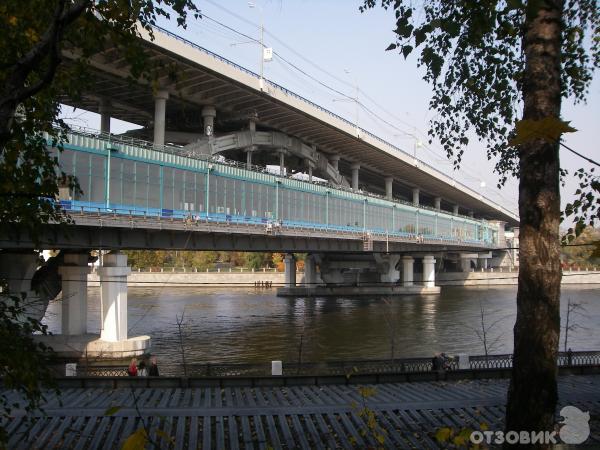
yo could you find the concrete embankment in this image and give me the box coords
[437,270,600,286]
[87,269,600,288]
[88,270,288,287]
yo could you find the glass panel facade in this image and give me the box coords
[53,139,498,245]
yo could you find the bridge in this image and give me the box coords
[1,25,518,359]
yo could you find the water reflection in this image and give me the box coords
[42,285,599,367]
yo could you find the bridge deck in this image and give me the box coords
[5,375,599,448]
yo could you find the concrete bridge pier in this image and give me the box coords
[303,254,317,287]
[98,253,130,342]
[422,255,436,288]
[375,253,400,283]
[0,251,47,321]
[284,254,296,287]
[402,256,414,287]
[58,253,91,335]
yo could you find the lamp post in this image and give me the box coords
[248,1,267,90]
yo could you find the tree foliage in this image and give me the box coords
[361,0,598,442]
[361,0,597,174]
[0,2,200,447]
[561,226,600,266]
[0,0,199,241]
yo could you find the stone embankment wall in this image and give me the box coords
[437,270,600,286]
[87,269,600,287]
[88,270,289,287]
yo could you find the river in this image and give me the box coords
[43,286,599,368]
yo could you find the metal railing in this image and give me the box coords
[71,351,600,378]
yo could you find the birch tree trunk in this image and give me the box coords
[505,1,563,446]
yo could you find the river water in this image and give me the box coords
[43,286,599,367]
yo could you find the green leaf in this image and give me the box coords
[509,117,577,146]
[401,45,413,58]
[385,43,397,51]
[104,406,122,416]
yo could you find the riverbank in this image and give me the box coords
[86,269,600,287]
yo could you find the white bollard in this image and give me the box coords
[271,361,283,376]
[456,354,469,370]
[65,363,77,376]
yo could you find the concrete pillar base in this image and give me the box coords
[34,334,151,359]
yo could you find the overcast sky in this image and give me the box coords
[64,0,599,223]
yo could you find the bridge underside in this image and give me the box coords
[1,221,493,253]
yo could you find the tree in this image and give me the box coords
[0,0,199,241]
[361,0,598,443]
[0,1,199,447]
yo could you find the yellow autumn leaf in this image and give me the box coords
[509,117,577,146]
[121,428,147,450]
[8,16,18,26]
[480,422,489,431]
[435,427,453,442]
[453,434,467,446]
[25,28,39,43]
[156,428,174,443]
[376,433,386,444]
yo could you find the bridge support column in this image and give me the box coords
[329,154,340,172]
[306,161,314,182]
[278,149,286,176]
[453,204,460,215]
[469,210,474,217]
[201,105,216,136]
[304,255,317,286]
[0,251,47,321]
[99,99,111,134]
[412,188,420,206]
[375,253,400,283]
[402,256,414,287]
[284,254,296,288]
[153,90,169,147]
[58,254,90,335]
[98,253,131,342]
[460,253,477,272]
[385,177,394,200]
[245,146,255,169]
[351,163,360,190]
[434,197,441,211]
[422,255,436,288]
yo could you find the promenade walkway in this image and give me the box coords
[4,374,600,449]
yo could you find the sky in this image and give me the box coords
[63,0,600,222]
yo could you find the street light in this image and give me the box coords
[248,1,272,91]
